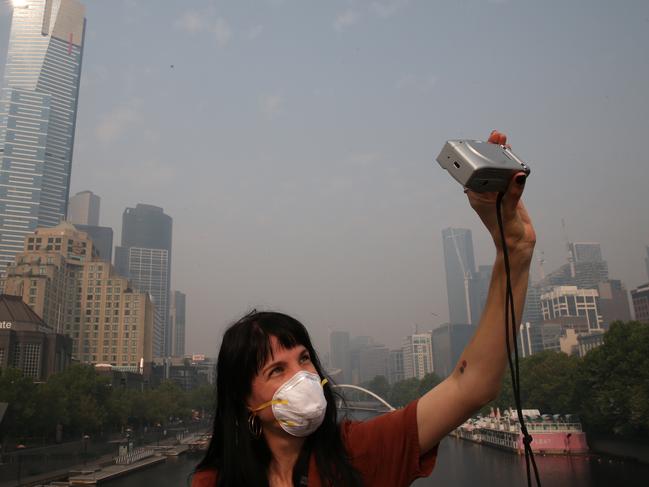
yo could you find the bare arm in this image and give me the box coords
[416,130,536,453]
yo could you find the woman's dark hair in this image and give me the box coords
[195,311,362,487]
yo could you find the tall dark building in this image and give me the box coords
[631,283,649,324]
[471,264,493,325]
[645,246,649,283]
[74,224,113,263]
[329,331,351,384]
[597,280,631,325]
[115,204,172,357]
[442,228,477,325]
[431,323,475,379]
[569,242,603,263]
[170,290,186,357]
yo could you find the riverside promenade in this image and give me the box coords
[0,432,206,487]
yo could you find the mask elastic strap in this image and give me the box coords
[251,399,288,413]
[251,377,328,413]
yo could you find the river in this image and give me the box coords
[104,437,649,486]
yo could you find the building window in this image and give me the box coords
[23,343,42,379]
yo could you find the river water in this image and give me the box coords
[105,437,649,487]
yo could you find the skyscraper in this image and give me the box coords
[402,333,433,380]
[0,0,86,272]
[73,224,113,263]
[631,283,649,324]
[115,204,172,357]
[597,280,631,326]
[67,191,113,263]
[329,330,351,383]
[431,323,475,378]
[170,290,186,357]
[442,228,477,324]
[645,246,649,282]
[68,190,100,226]
[569,242,603,263]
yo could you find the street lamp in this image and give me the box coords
[82,435,90,466]
[16,444,26,485]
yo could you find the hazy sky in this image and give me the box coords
[1,0,648,357]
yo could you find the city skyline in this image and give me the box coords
[1,1,647,355]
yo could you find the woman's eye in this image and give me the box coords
[270,366,283,376]
[300,354,311,364]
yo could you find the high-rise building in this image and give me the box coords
[471,264,493,324]
[0,222,96,332]
[442,228,477,325]
[0,0,86,272]
[597,280,631,325]
[402,333,433,380]
[357,344,389,384]
[645,246,649,282]
[68,191,100,226]
[631,283,649,324]
[541,261,609,290]
[522,281,544,325]
[431,323,475,378]
[73,224,113,263]
[118,246,168,357]
[388,348,404,384]
[518,321,565,357]
[329,330,351,383]
[170,290,186,357]
[569,242,603,263]
[66,191,113,262]
[540,286,602,331]
[115,204,172,357]
[1,223,154,370]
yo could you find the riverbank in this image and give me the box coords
[588,435,649,465]
[0,432,207,487]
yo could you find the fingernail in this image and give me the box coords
[516,175,527,185]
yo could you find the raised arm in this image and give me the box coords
[416,131,536,453]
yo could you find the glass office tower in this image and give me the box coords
[0,0,86,272]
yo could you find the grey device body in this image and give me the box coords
[436,140,531,193]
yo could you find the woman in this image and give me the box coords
[193,130,536,487]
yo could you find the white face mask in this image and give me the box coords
[252,370,328,437]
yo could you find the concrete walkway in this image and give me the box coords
[0,432,198,487]
[68,456,165,485]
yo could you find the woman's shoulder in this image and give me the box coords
[191,468,218,487]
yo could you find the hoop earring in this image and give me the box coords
[248,412,262,439]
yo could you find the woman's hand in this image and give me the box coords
[465,130,536,258]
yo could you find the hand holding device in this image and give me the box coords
[436,138,530,193]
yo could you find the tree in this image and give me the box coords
[574,321,649,437]
[364,375,390,401]
[189,384,215,415]
[0,368,40,439]
[417,373,442,398]
[388,378,420,407]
